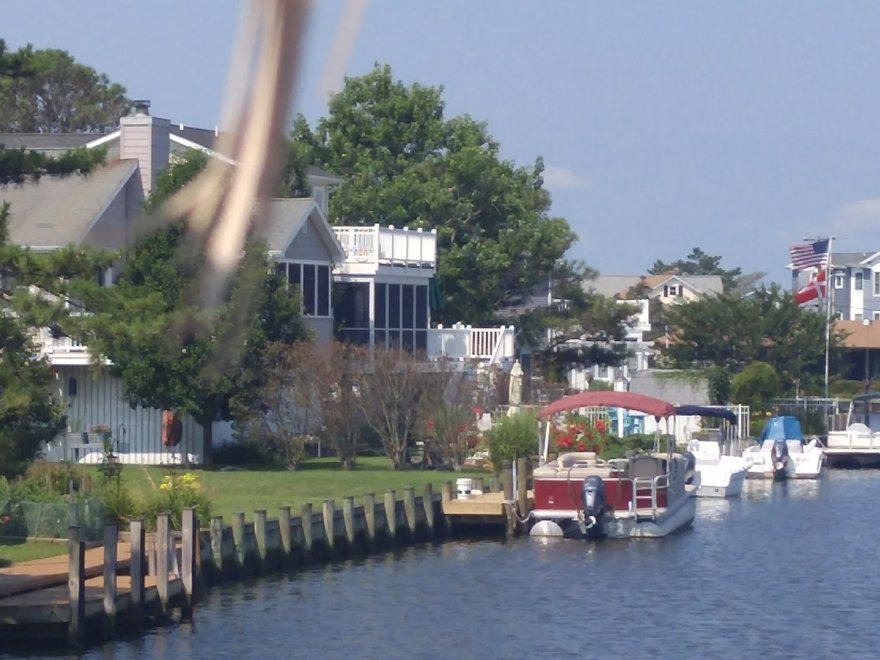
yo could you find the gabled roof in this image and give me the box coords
[0,133,100,154]
[260,198,345,261]
[588,273,724,299]
[3,160,138,249]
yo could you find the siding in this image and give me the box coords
[285,215,333,262]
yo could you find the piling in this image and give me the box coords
[384,490,397,539]
[254,509,268,565]
[210,516,224,576]
[67,525,85,646]
[403,487,417,539]
[300,503,314,558]
[232,513,245,569]
[156,513,170,613]
[102,523,118,633]
[516,457,529,523]
[440,482,453,534]
[323,500,335,554]
[363,493,377,545]
[129,519,146,621]
[422,483,435,535]
[181,507,196,615]
[279,506,292,556]
[343,497,356,547]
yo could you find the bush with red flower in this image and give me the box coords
[550,414,611,455]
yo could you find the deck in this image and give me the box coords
[442,490,534,527]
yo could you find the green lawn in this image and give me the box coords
[0,539,70,567]
[118,456,490,522]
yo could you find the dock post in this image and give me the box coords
[342,497,355,547]
[130,518,146,622]
[156,513,170,614]
[502,461,514,501]
[300,503,314,558]
[490,476,502,493]
[254,509,267,567]
[473,476,485,493]
[440,482,453,535]
[363,493,376,545]
[210,516,224,577]
[232,512,245,569]
[103,522,118,635]
[422,483,435,536]
[279,506,292,558]
[181,507,196,617]
[323,500,335,554]
[67,525,85,646]
[516,457,529,523]
[384,490,397,541]
[403,486,416,539]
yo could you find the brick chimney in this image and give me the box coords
[119,100,170,197]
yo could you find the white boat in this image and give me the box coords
[674,405,750,498]
[823,393,880,468]
[530,391,695,540]
[743,416,824,480]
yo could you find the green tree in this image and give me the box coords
[730,361,781,414]
[0,40,128,133]
[649,247,760,294]
[291,64,581,326]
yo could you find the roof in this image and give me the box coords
[673,405,738,425]
[589,273,724,299]
[260,198,345,261]
[3,160,138,248]
[0,133,99,154]
[836,320,880,349]
[540,391,675,419]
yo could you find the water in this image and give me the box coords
[7,471,880,659]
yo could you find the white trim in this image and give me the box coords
[85,130,121,149]
[170,134,236,165]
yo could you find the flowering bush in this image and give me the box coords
[143,471,212,530]
[551,415,610,454]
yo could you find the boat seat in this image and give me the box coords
[557,452,599,468]
[625,456,666,480]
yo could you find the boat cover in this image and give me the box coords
[759,416,804,443]
[673,405,738,425]
[540,391,674,419]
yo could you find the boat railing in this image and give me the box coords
[631,474,668,515]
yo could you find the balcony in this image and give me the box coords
[35,329,93,366]
[427,323,516,365]
[333,224,436,277]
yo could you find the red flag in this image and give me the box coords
[795,270,826,305]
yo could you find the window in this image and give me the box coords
[855,272,864,291]
[873,311,880,320]
[834,272,844,289]
[663,284,681,297]
[874,271,880,296]
[281,261,331,317]
[855,313,863,321]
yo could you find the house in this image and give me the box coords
[2,102,514,463]
[791,251,880,322]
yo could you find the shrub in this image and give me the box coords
[484,412,539,470]
[141,471,212,530]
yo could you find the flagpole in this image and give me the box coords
[824,235,835,399]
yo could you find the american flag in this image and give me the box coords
[789,239,830,270]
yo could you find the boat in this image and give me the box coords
[674,405,750,498]
[742,416,825,480]
[823,393,880,468]
[530,391,696,540]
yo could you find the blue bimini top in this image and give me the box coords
[759,416,804,443]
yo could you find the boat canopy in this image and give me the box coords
[540,391,674,420]
[759,416,804,442]
[851,392,880,404]
[673,405,738,425]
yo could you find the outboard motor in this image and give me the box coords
[582,475,606,538]
[771,439,789,480]
[681,451,696,485]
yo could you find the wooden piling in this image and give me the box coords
[363,493,376,544]
[210,516,224,576]
[323,500,335,552]
[502,461,514,501]
[300,503,314,557]
[232,512,245,568]
[440,482,453,534]
[156,513,170,613]
[422,483,435,534]
[103,523,118,633]
[254,509,268,565]
[181,507,196,614]
[384,490,397,539]
[490,476,502,493]
[516,457,529,521]
[403,487,416,538]
[67,525,85,646]
[343,497,355,546]
[130,518,146,620]
[279,506,292,557]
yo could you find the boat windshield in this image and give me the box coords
[759,416,804,443]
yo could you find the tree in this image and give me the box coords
[312,341,365,470]
[78,152,308,464]
[0,40,128,133]
[731,362,781,414]
[291,64,581,326]
[418,359,479,470]
[648,247,760,294]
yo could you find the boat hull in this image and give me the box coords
[692,467,747,498]
[824,450,880,469]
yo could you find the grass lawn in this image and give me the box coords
[0,539,70,567]
[116,456,492,522]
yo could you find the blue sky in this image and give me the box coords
[7,1,880,286]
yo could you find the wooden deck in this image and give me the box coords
[441,490,534,526]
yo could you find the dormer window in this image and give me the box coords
[663,284,681,297]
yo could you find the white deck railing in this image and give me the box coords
[427,323,516,365]
[334,224,437,269]
[35,329,91,359]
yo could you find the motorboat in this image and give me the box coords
[743,416,824,480]
[823,393,880,468]
[675,405,750,498]
[530,391,696,540]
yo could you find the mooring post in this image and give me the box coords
[67,525,85,646]
[181,507,196,615]
[502,461,514,501]
[103,522,118,634]
[384,490,397,540]
[210,516,224,576]
[254,509,267,566]
[156,513,170,613]
[232,512,245,568]
[490,476,502,493]
[422,483,435,535]
[363,493,376,544]
[130,518,146,621]
[516,457,530,522]
[473,476,485,493]
[279,506,292,557]
[322,500,335,553]
[403,486,416,538]
[342,497,355,546]
[300,503,314,557]
[440,482,453,534]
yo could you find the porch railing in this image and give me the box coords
[333,224,437,269]
[427,323,515,364]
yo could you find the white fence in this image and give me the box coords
[334,224,437,269]
[427,323,516,364]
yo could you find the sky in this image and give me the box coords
[6,0,880,287]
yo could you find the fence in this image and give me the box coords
[0,499,105,541]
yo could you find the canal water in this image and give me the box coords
[8,470,880,659]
